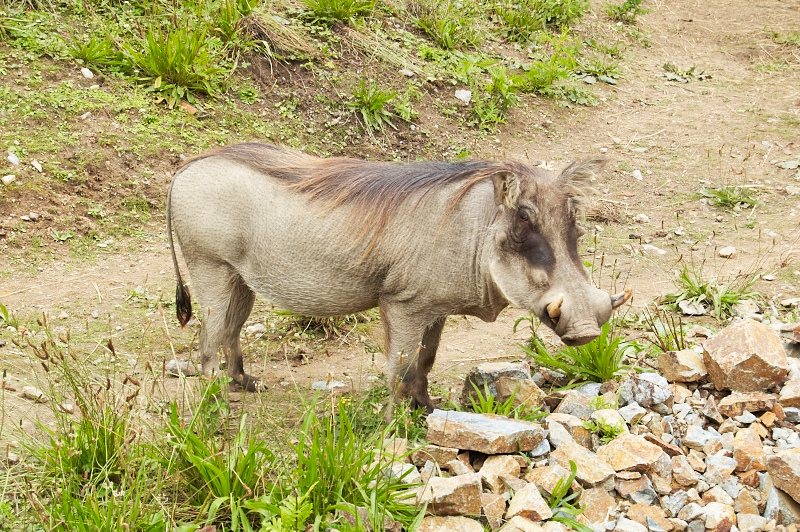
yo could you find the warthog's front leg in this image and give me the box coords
[382,305,444,421]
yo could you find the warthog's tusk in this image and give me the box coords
[547,295,564,320]
[610,288,633,309]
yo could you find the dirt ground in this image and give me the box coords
[1,0,799,439]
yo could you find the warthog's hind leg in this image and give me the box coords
[398,317,445,413]
[190,260,260,391]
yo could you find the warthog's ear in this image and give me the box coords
[558,158,606,195]
[492,171,520,209]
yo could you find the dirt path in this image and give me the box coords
[1,0,799,431]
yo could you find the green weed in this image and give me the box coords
[768,30,800,46]
[65,33,121,67]
[663,62,711,82]
[660,266,760,322]
[495,0,543,42]
[348,79,397,132]
[582,417,626,443]
[521,322,643,385]
[410,0,481,50]
[604,0,649,24]
[543,461,592,532]
[303,0,375,24]
[700,185,759,209]
[120,25,228,108]
[468,382,546,422]
[533,0,589,28]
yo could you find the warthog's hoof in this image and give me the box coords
[231,374,266,392]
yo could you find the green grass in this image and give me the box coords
[660,266,760,322]
[604,0,649,24]
[468,382,546,422]
[700,185,759,210]
[521,322,644,385]
[348,79,397,132]
[303,0,376,24]
[543,461,592,532]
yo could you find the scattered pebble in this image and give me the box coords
[679,300,706,316]
[454,89,472,104]
[1,175,15,185]
[80,112,92,120]
[632,169,643,180]
[399,69,415,77]
[21,386,47,403]
[31,160,42,172]
[7,153,19,165]
[634,214,650,223]
[80,67,94,79]
[165,359,198,377]
[776,160,799,170]
[246,323,267,336]
[718,246,736,258]
[631,147,647,153]
[762,274,776,281]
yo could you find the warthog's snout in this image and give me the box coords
[543,287,633,346]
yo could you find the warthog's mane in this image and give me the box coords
[182,143,597,252]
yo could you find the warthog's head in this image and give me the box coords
[488,159,631,346]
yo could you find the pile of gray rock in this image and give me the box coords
[382,318,800,532]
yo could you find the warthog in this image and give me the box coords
[167,143,631,412]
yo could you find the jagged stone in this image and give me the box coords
[480,455,521,493]
[418,516,485,532]
[677,502,703,522]
[628,503,673,531]
[644,433,685,457]
[546,418,576,448]
[553,390,594,419]
[659,349,708,382]
[529,438,551,458]
[412,444,460,467]
[417,473,482,516]
[387,462,421,484]
[498,516,545,532]
[666,518,687,531]
[767,448,800,504]
[496,376,546,411]
[672,454,700,486]
[764,484,800,526]
[717,393,777,418]
[523,464,580,496]
[541,521,568,532]
[736,513,767,532]
[702,395,725,424]
[702,486,734,505]
[546,413,592,448]
[501,475,528,497]
[620,402,648,425]
[596,433,664,473]
[620,373,673,408]
[426,410,544,454]
[615,517,648,532]
[685,425,723,451]
[462,362,531,406]
[733,427,767,472]
[703,319,788,392]
[705,451,738,485]
[616,474,657,504]
[662,490,689,517]
[549,440,615,488]
[700,502,736,531]
[580,487,616,524]
[505,482,553,521]
[481,493,507,531]
[779,379,800,408]
[734,488,760,514]
[447,459,473,476]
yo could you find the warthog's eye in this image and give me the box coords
[518,210,529,222]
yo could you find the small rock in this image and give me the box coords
[80,67,94,78]
[658,350,707,382]
[779,378,800,408]
[701,502,736,531]
[310,380,347,393]
[524,464,579,496]
[462,362,531,407]
[580,487,616,524]
[672,454,700,486]
[505,482,553,521]
[245,323,267,336]
[549,440,615,488]
[31,160,42,173]
[596,433,663,473]
[480,455,520,493]
[455,90,472,104]
[619,373,672,408]
[679,300,707,316]
[1,175,15,185]
[718,392,777,418]
[632,170,644,180]
[7,152,19,165]
[718,246,737,258]
[705,451,738,485]
[615,517,647,532]
[634,213,650,223]
[399,69,415,77]
[498,516,546,532]
[165,359,198,377]
[736,514,766,532]
[21,386,47,403]
[417,473,483,516]
[619,403,647,425]
[418,516,485,532]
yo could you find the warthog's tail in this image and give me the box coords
[166,174,193,327]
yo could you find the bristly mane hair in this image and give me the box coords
[181,143,588,253]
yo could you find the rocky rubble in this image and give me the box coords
[378,318,800,532]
